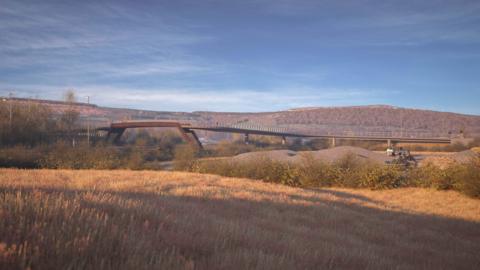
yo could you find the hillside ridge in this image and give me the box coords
[4,97,480,137]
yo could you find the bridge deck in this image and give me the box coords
[97,120,452,146]
[110,120,191,129]
[187,126,451,143]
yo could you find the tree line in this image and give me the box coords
[0,93,79,147]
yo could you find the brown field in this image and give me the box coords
[1,169,480,270]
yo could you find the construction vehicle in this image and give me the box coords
[386,147,417,167]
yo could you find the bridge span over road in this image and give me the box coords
[97,120,452,149]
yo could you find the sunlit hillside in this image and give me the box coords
[6,97,480,137]
[1,169,479,269]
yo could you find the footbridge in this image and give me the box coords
[97,120,452,149]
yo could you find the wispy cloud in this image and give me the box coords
[0,0,214,73]
[99,61,215,77]
[254,0,480,46]
[1,0,478,114]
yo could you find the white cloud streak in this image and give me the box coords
[255,0,480,46]
[0,0,215,78]
[1,0,478,114]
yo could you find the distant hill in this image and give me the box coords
[5,97,480,138]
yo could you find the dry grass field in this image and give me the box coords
[1,169,480,270]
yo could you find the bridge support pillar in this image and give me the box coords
[113,129,126,144]
[281,136,286,145]
[244,133,249,144]
[105,128,126,145]
[180,128,203,150]
[178,127,203,150]
[331,137,336,148]
[387,139,392,148]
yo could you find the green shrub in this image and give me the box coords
[0,145,45,168]
[408,163,444,188]
[357,165,406,189]
[452,158,480,198]
[259,160,301,186]
[40,142,121,169]
[173,144,199,171]
[0,102,57,146]
[297,154,339,187]
[124,149,145,170]
[191,152,480,199]
[194,153,408,189]
[410,162,462,190]
[406,158,480,198]
[193,157,302,186]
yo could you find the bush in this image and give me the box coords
[123,149,145,170]
[40,142,122,169]
[173,144,199,171]
[408,163,445,188]
[191,152,480,199]
[357,165,406,189]
[0,102,57,146]
[452,158,480,198]
[257,159,301,186]
[193,157,301,186]
[407,158,480,197]
[210,141,257,157]
[410,162,463,190]
[297,154,339,187]
[193,153,408,189]
[0,145,46,168]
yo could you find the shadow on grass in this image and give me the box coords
[1,185,480,270]
[306,188,382,204]
[228,186,381,206]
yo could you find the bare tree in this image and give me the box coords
[63,89,77,104]
[60,90,79,135]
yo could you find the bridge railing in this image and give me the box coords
[201,122,290,134]
[329,130,451,139]
[202,122,451,139]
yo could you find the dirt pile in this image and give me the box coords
[306,146,392,164]
[471,147,480,154]
[232,146,392,164]
[232,149,297,163]
[421,150,479,168]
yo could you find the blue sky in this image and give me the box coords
[0,0,479,114]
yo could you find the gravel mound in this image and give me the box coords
[233,150,298,163]
[421,150,479,168]
[232,146,392,165]
[305,146,391,164]
[451,150,479,163]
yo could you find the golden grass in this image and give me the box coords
[1,169,479,269]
